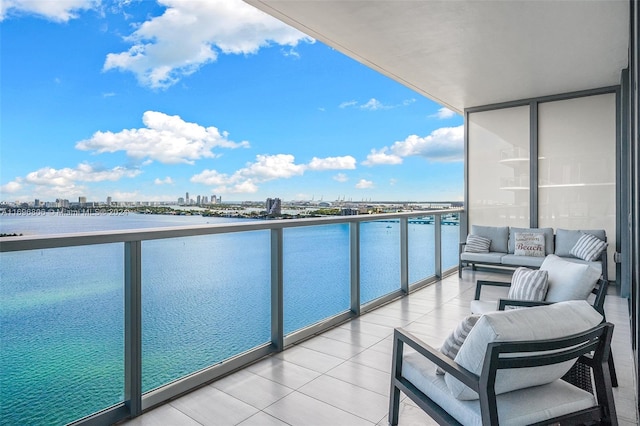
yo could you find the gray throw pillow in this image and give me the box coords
[464,234,491,253]
[507,267,549,302]
[570,233,608,262]
[436,314,481,374]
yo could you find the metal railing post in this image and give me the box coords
[400,218,409,294]
[350,222,361,315]
[271,228,284,351]
[124,240,142,418]
[434,215,442,279]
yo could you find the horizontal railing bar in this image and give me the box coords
[284,310,356,347]
[0,209,462,252]
[70,403,129,426]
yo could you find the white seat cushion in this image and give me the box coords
[445,300,603,400]
[402,354,596,426]
[469,299,498,315]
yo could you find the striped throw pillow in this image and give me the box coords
[464,234,491,253]
[507,267,549,302]
[570,233,608,262]
[436,314,481,374]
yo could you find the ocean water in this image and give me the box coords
[0,213,459,425]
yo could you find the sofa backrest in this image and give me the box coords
[470,225,509,253]
[555,228,607,257]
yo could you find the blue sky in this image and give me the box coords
[0,0,463,204]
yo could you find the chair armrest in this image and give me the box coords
[497,299,552,310]
[459,241,466,255]
[393,328,479,392]
[474,280,512,300]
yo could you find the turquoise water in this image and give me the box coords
[0,214,459,425]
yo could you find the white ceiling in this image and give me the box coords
[245,0,629,113]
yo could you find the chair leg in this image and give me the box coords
[389,385,401,426]
[609,351,618,388]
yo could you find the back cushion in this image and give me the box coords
[444,300,602,400]
[470,225,509,253]
[540,254,601,302]
[555,229,607,257]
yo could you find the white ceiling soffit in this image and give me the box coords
[245,0,629,113]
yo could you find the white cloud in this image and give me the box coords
[339,100,358,109]
[360,98,386,111]
[362,148,403,166]
[363,125,463,166]
[390,126,463,162]
[191,154,304,194]
[340,98,415,111]
[154,176,174,185]
[239,154,306,181]
[76,111,249,164]
[190,169,230,186]
[355,179,374,189]
[0,163,141,199]
[0,180,23,194]
[191,153,357,194]
[307,156,356,171]
[23,163,140,186]
[333,173,349,183]
[0,0,98,22]
[431,107,456,119]
[103,0,313,89]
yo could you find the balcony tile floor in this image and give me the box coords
[122,270,638,425]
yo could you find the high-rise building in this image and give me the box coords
[196,195,201,205]
[186,192,190,204]
[211,194,217,204]
[266,198,282,216]
[79,196,87,206]
[34,199,40,207]
[178,197,184,205]
[107,196,112,206]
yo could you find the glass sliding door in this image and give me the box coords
[467,105,531,228]
[538,93,617,280]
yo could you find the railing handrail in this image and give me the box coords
[0,208,463,252]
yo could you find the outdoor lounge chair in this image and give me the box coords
[389,301,617,425]
[471,254,618,388]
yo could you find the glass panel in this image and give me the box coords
[1,245,124,425]
[468,106,530,227]
[442,212,461,270]
[142,231,270,392]
[538,93,616,280]
[408,216,435,283]
[284,224,350,334]
[361,220,400,303]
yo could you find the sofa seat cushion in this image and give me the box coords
[460,252,506,263]
[540,254,601,302]
[445,300,603,400]
[471,225,509,253]
[508,227,554,255]
[555,228,607,257]
[402,352,596,426]
[470,299,498,315]
[500,254,545,268]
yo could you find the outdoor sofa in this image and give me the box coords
[459,225,608,280]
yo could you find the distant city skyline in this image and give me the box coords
[1,0,464,204]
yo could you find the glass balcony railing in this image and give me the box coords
[0,209,463,425]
